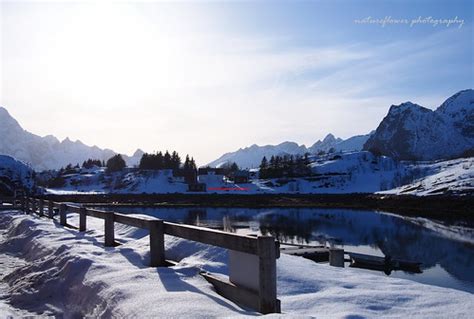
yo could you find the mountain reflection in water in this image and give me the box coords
[110,206,474,294]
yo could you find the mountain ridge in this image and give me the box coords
[364,89,474,160]
[207,132,372,169]
[209,89,473,167]
[0,107,143,171]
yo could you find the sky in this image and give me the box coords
[1,0,473,165]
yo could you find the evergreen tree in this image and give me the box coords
[106,154,126,172]
[163,151,172,169]
[230,162,239,172]
[189,157,197,170]
[171,151,181,169]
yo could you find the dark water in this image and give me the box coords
[109,206,474,294]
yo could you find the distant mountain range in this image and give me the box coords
[2,89,472,172]
[207,132,373,169]
[364,89,474,160]
[209,89,473,168]
[0,107,144,171]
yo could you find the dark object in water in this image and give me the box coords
[280,246,329,262]
[349,252,422,274]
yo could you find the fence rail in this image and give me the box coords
[8,196,280,314]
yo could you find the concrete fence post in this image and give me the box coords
[48,201,54,218]
[329,248,345,268]
[104,212,115,247]
[149,219,165,267]
[257,236,279,314]
[39,199,44,217]
[79,207,87,232]
[59,204,67,226]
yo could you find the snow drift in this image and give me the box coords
[0,211,472,318]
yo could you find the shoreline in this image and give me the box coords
[41,193,474,223]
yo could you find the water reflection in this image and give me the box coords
[113,206,474,293]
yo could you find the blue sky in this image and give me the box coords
[1,0,472,164]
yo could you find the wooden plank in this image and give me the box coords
[59,204,67,226]
[104,212,115,247]
[114,212,156,229]
[39,199,44,217]
[149,220,165,267]
[31,199,37,215]
[48,201,54,218]
[66,205,82,214]
[257,236,279,314]
[201,271,260,311]
[163,222,258,255]
[85,208,108,219]
[79,207,87,231]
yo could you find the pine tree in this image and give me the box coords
[171,151,181,170]
[106,154,126,172]
[189,157,197,170]
[183,155,191,170]
[163,151,172,169]
[259,156,268,179]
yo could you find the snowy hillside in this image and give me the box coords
[252,151,407,194]
[42,151,474,196]
[364,89,474,160]
[0,107,144,171]
[379,157,474,196]
[207,133,372,169]
[0,211,472,317]
[0,155,35,195]
[43,167,188,195]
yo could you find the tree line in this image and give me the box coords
[138,151,196,170]
[58,150,197,174]
[259,154,312,179]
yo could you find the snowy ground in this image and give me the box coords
[379,157,474,195]
[0,210,472,318]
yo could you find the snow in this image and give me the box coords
[379,157,474,195]
[364,89,474,161]
[0,210,472,318]
[42,152,474,195]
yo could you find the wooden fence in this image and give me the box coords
[10,196,280,314]
[0,197,21,210]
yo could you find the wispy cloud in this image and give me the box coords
[1,2,472,164]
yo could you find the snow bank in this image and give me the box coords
[0,211,472,318]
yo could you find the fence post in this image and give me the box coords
[59,204,67,226]
[329,248,344,267]
[257,236,279,314]
[48,201,54,218]
[149,219,165,267]
[20,196,25,212]
[79,207,87,232]
[12,196,17,209]
[39,199,44,217]
[31,199,37,215]
[104,212,115,247]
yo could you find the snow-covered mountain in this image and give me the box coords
[207,133,372,169]
[0,155,35,194]
[379,157,473,196]
[364,89,474,160]
[0,107,143,171]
